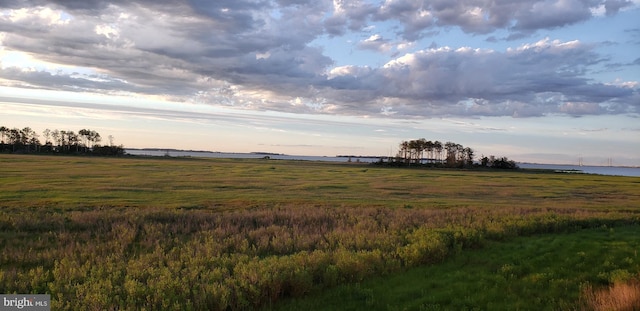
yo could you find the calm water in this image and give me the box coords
[125,149,382,163]
[517,163,640,177]
[125,149,640,177]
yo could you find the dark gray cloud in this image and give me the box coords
[512,0,594,31]
[0,0,637,119]
[0,66,135,93]
[324,0,376,35]
[604,0,634,15]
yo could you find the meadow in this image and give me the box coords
[0,154,639,310]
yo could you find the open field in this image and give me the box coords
[2,154,639,210]
[1,154,639,310]
[274,226,640,311]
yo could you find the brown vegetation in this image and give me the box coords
[580,277,640,311]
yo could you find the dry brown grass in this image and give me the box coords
[581,277,640,311]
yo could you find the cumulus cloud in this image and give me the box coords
[604,0,634,15]
[324,38,637,117]
[0,0,638,119]
[512,0,593,31]
[370,0,619,39]
[324,0,376,35]
[357,34,393,52]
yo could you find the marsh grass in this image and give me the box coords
[580,276,640,311]
[2,154,639,210]
[1,154,639,310]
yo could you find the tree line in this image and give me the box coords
[0,126,124,156]
[377,138,517,169]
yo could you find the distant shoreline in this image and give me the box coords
[517,161,639,169]
[126,147,220,153]
[123,149,640,177]
[127,149,639,169]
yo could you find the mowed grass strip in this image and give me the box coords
[272,226,640,311]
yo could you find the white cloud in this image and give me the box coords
[357,34,393,52]
[328,65,372,78]
[0,0,637,121]
[95,24,119,39]
[2,6,70,25]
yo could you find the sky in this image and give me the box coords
[0,0,639,166]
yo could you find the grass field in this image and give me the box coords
[1,154,639,310]
[273,226,640,311]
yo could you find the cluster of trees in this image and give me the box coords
[381,138,517,169]
[0,126,124,156]
[396,139,474,167]
[479,155,519,169]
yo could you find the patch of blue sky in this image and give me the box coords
[540,8,639,80]
[313,34,381,68]
[59,10,73,21]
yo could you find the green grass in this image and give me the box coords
[1,154,638,210]
[272,226,640,311]
[1,154,639,310]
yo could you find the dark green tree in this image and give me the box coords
[0,126,7,144]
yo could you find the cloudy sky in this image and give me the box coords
[1,0,639,165]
